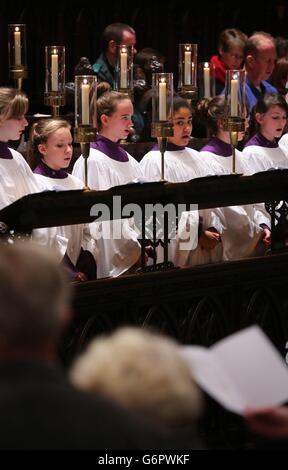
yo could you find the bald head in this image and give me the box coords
[245,32,277,86]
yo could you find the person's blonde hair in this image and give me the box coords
[0,87,28,121]
[27,118,71,170]
[70,327,202,429]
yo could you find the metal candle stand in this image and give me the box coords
[223,116,245,174]
[151,121,174,181]
[74,126,97,190]
[44,91,65,117]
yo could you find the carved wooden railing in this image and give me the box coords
[1,169,288,448]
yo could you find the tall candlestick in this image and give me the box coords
[159,80,167,121]
[81,81,90,125]
[184,50,191,85]
[230,78,238,116]
[203,62,210,98]
[120,50,128,88]
[14,27,21,66]
[51,50,58,92]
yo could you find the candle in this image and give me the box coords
[184,50,191,85]
[159,79,167,121]
[203,63,210,98]
[51,50,58,92]
[14,27,21,66]
[81,80,90,125]
[120,50,128,88]
[230,78,238,116]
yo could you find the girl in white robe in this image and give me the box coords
[140,96,224,267]
[73,91,142,279]
[28,118,97,282]
[197,95,271,260]
[0,87,67,260]
[242,93,288,173]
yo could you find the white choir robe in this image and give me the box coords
[199,149,269,260]
[34,172,98,268]
[140,148,225,267]
[72,148,142,278]
[278,133,288,160]
[0,148,67,261]
[242,144,288,173]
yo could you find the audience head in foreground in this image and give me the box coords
[70,327,203,435]
[0,242,186,450]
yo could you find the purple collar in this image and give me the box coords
[34,161,68,179]
[201,137,232,157]
[0,142,13,159]
[245,132,278,149]
[152,142,186,151]
[90,135,129,162]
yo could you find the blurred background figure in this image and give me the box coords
[93,22,137,88]
[70,327,204,448]
[244,31,277,113]
[275,36,288,59]
[0,242,180,450]
[269,57,288,102]
[210,28,247,95]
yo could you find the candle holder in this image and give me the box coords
[114,44,134,99]
[8,24,28,90]
[198,62,215,99]
[44,46,65,117]
[178,44,198,102]
[223,69,246,174]
[74,75,97,190]
[151,73,174,181]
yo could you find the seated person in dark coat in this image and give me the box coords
[0,241,180,450]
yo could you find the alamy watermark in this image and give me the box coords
[90,195,199,250]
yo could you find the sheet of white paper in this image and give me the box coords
[181,346,246,414]
[181,326,288,415]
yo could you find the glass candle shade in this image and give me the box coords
[8,24,27,70]
[224,69,246,119]
[198,62,215,99]
[178,44,197,90]
[152,73,174,123]
[45,46,65,94]
[114,45,134,92]
[75,75,97,127]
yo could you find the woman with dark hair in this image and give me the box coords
[141,96,224,267]
[243,92,288,171]
[196,95,271,258]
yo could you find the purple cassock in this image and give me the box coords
[91,135,129,162]
[244,132,278,149]
[201,137,232,156]
[34,160,68,179]
[0,142,13,159]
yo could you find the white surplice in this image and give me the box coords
[199,149,269,260]
[34,172,98,267]
[140,147,225,267]
[72,148,142,278]
[0,148,67,260]
[278,133,288,161]
[242,144,288,173]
